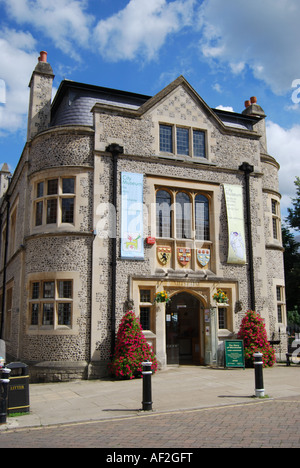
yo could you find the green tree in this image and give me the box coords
[109,311,157,379]
[283,176,300,327]
[286,176,300,231]
[282,226,300,311]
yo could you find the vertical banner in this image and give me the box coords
[121,172,144,259]
[224,184,246,264]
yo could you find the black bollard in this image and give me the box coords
[253,352,264,397]
[142,361,153,411]
[0,367,11,424]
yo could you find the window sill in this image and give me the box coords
[27,327,76,335]
[265,242,284,251]
[156,237,212,244]
[158,153,216,166]
[142,330,156,338]
[218,329,234,337]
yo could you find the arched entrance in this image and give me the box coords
[166,292,203,365]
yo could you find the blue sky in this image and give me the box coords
[0,0,300,221]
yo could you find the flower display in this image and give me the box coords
[213,289,228,304]
[237,310,276,368]
[154,290,171,303]
[109,311,158,379]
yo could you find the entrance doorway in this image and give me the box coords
[166,292,202,365]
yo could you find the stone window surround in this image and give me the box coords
[27,271,80,335]
[33,175,75,227]
[275,283,286,325]
[263,190,282,248]
[29,167,87,235]
[9,199,19,259]
[146,176,220,274]
[271,197,281,242]
[2,279,14,341]
[0,197,19,270]
[139,286,155,332]
[155,187,210,241]
[159,122,208,159]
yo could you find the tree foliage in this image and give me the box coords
[283,177,300,325]
[286,176,300,231]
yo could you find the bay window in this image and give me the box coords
[29,279,73,329]
[34,177,75,227]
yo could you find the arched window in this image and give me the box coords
[195,194,209,240]
[156,190,172,237]
[176,192,191,239]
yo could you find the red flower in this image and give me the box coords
[237,310,276,368]
[109,311,158,379]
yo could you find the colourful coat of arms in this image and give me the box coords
[197,248,210,267]
[157,246,171,265]
[177,247,191,266]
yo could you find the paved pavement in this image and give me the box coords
[0,364,299,448]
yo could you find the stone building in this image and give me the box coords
[0,52,286,381]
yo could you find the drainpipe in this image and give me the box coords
[106,143,124,356]
[0,192,11,340]
[239,162,255,311]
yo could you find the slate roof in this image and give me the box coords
[50,80,151,127]
[50,77,261,132]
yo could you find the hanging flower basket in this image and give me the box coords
[213,289,228,304]
[154,290,171,304]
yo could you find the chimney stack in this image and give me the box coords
[39,51,48,63]
[0,163,12,202]
[27,51,54,141]
[242,96,268,154]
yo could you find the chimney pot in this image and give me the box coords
[244,100,251,108]
[250,96,257,104]
[39,51,48,63]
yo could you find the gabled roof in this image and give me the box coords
[137,75,262,135]
[92,75,262,137]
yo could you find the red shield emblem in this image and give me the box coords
[177,248,191,266]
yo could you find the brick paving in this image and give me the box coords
[0,396,299,449]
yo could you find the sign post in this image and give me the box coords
[224,340,245,369]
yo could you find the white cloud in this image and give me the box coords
[266,121,300,214]
[1,0,94,60]
[93,0,196,61]
[212,83,222,93]
[0,28,37,134]
[0,0,94,135]
[198,0,300,95]
[215,105,234,112]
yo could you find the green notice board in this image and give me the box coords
[224,340,245,368]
